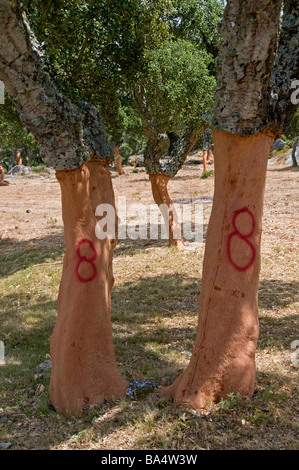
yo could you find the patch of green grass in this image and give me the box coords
[30,165,48,173]
[201,170,213,179]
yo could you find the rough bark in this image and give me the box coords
[269,0,299,135]
[291,137,298,167]
[210,0,283,136]
[0,2,89,170]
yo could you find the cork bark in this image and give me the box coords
[0,2,126,414]
[164,0,299,409]
[50,161,128,414]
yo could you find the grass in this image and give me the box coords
[0,236,298,450]
[30,165,48,174]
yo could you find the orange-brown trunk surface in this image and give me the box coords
[113,146,125,175]
[149,174,185,250]
[162,130,273,409]
[49,161,128,415]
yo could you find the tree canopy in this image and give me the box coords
[20,0,222,161]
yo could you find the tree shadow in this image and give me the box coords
[0,234,65,278]
[258,279,299,309]
[0,244,297,449]
[268,165,299,172]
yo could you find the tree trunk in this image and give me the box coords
[291,137,298,167]
[162,130,273,408]
[49,160,128,414]
[113,146,125,175]
[149,173,185,250]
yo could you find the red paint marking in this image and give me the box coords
[227,208,256,272]
[76,239,97,283]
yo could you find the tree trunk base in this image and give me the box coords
[113,146,126,175]
[49,163,128,415]
[149,173,185,249]
[161,130,273,410]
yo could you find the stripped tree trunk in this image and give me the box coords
[0,1,128,414]
[50,158,127,414]
[164,131,273,406]
[113,145,125,175]
[163,0,299,409]
[149,173,185,250]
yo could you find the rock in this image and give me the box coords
[10,165,31,176]
[126,379,156,400]
[128,155,144,167]
[35,384,45,396]
[270,138,288,152]
[26,209,31,213]
[0,442,12,449]
[36,359,52,373]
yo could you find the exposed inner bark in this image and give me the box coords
[50,161,128,415]
[149,174,185,250]
[162,130,273,408]
[113,146,125,175]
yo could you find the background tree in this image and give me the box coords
[133,38,216,248]
[163,0,299,409]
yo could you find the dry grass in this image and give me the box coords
[0,154,298,450]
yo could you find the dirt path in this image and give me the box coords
[0,157,298,260]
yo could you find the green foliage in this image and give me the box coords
[22,0,222,160]
[142,39,216,134]
[0,94,40,168]
[201,170,214,179]
[170,0,224,58]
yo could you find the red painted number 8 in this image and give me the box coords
[76,239,97,283]
[227,208,256,272]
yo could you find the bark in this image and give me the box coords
[291,137,298,167]
[269,0,299,135]
[163,0,299,410]
[50,159,128,414]
[113,146,125,175]
[0,2,126,414]
[210,0,283,136]
[0,164,8,185]
[0,1,88,170]
[163,130,273,407]
[149,174,185,250]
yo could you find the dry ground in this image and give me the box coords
[0,152,298,450]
